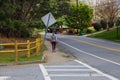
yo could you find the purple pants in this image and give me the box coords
[51,42,56,51]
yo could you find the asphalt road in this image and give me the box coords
[57,34,120,79]
[0,34,120,80]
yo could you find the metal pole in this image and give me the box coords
[40,14,51,54]
[45,14,51,39]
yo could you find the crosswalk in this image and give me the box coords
[40,60,118,80]
[0,59,119,80]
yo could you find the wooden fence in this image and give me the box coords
[0,37,43,62]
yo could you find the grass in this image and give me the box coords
[0,52,43,63]
[0,53,14,63]
[35,29,44,33]
[89,27,120,42]
[18,53,43,62]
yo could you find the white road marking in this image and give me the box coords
[47,69,93,72]
[75,60,119,80]
[39,64,51,80]
[50,73,103,77]
[59,40,120,66]
[0,76,10,80]
[45,65,85,68]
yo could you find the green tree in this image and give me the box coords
[0,0,42,38]
[65,3,93,33]
[0,0,71,38]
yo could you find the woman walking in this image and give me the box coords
[51,32,57,52]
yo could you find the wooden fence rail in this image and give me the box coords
[0,37,43,62]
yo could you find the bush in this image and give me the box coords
[21,29,31,38]
[108,21,114,28]
[116,19,120,26]
[93,23,101,31]
[86,29,92,33]
[100,20,107,29]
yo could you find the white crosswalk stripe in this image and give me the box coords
[45,65,85,68]
[47,69,93,72]
[39,64,51,80]
[0,76,10,80]
[49,73,103,77]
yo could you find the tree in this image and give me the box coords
[95,0,120,28]
[65,3,93,33]
[0,0,71,38]
[32,0,70,20]
[0,0,43,38]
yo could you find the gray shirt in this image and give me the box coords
[51,35,57,42]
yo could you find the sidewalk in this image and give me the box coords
[43,40,74,64]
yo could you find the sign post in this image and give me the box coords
[41,12,56,53]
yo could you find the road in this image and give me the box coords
[57,34,120,79]
[0,34,120,80]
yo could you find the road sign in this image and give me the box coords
[41,12,56,28]
[41,12,56,55]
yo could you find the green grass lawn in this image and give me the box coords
[18,54,43,62]
[89,27,120,42]
[0,53,14,63]
[0,52,43,63]
[35,29,44,33]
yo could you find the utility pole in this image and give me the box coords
[116,18,120,39]
[76,0,78,8]
[76,0,79,34]
[116,25,119,39]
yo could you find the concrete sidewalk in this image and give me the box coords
[43,40,74,64]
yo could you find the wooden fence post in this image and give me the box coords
[39,38,42,51]
[27,40,30,58]
[38,38,41,52]
[36,38,39,55]
[15,40,18,62]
